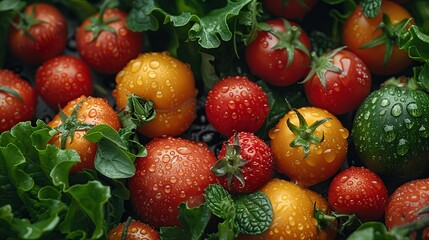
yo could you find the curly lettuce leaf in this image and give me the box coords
[0,121,120,239]
[127,0,253,49]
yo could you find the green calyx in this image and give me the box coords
[53,99,94,149]
[360,13,412,65]
[300,46,345,90]
[84,1,119,42]
[258,18,310,67]
[286,104,331,158]
[117,94,156,130]
[314,206,361,235]
[211,134,247,189]
[0,86,23,102]
[13,5,45,41]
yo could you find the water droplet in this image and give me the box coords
[397,138,409,156]
[221,86,230,93]
[339,128,349,139]
[380,98,390,107]
[323,149,336,163]
[269,128,280,139]
[288,216,295,226]
[228,101,236,109]
[403,118,414,129]
[364,111,370,120]
[379,109,386,116]
[156,91,163,98]
[261,41,269,48]
[148,164,156,172]
[170,176,177,183]
[297,223,304,230]
[391,103,403,117]
[384,125,396,143]
[131,61,142,72]
[150,60,160,69]
[162,154,170,163]
[177,147,191,155]
[419,125,429,138]
[406,102,422,117]
[164,185,171,193]
[340,176,348,183]
[148,71,157,79]
[88,109,97,118]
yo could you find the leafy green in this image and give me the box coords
[127,0,253,49]
[84,124,146,179]
[0,120,124,239]
[234,192,273,235]
[361,0,381,18]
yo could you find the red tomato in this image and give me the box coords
[0,70,37,132]
[343,0,413,75]
[205,76,269,136]
[212,132,274,193]
[327,166,388,222]
[35,55,93,109]
[76,8,144,74]
[128,137,218,228]
[263,0,318,20]
[108,219,160,240]
[48,96,121,173]
[385,178,429,239]
[303,48,372,115]
[245,19,311,86]
[8,3,68,65]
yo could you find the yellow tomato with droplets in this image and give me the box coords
[239,178,320,240]
[269,106,349,187]
[113,51,197,138]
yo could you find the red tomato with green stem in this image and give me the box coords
[385,178,429,240]
[76,7,144,74]
[0,69,37,133]
[302,47,372,115]
[8,3,68,65]
[263,0,318,20]
[128,137,218,228]
[327,166,389,222]
[342,0,413,75]
[245,18,311,86]
[205,76,270,136]
[211,132,274,193]
[35,55,93,109]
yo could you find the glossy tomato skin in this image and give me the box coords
[205,76,269,136]
[0,70,37,132]
[385,178,429,239]
[240,178,319,240]
[343,1,413,75]
[108,219,160,240]
[245,19,311,86]
[114,52,197,138]
[76,8,144,74]
[48,96,121,173]
[304,49,371,115]
[327,166,389,222]
[263,0,318,20]
[8,3,67,65]
[35,55,93,109]
[269,107,349,187]
[216,132,274,193]
[128,137,218,228]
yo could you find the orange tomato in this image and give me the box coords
[240,178,319,239]
[113,52,197,138]
[269,107,348,187]
[343,0,413,75]
[48,96,121,173]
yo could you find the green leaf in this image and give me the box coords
[361,0,381,18]
[200,52,220,93]
[127,0,253,49]
[234,191,273,235]
[62,181,111,239]
[400,25,429,62]
[0,0,24,11]
[347,222,396,240]
[204,184,235,220]
[160,202,211,240]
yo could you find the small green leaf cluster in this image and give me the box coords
[160,184,273,240]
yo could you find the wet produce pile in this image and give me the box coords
[1,0,429,239]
